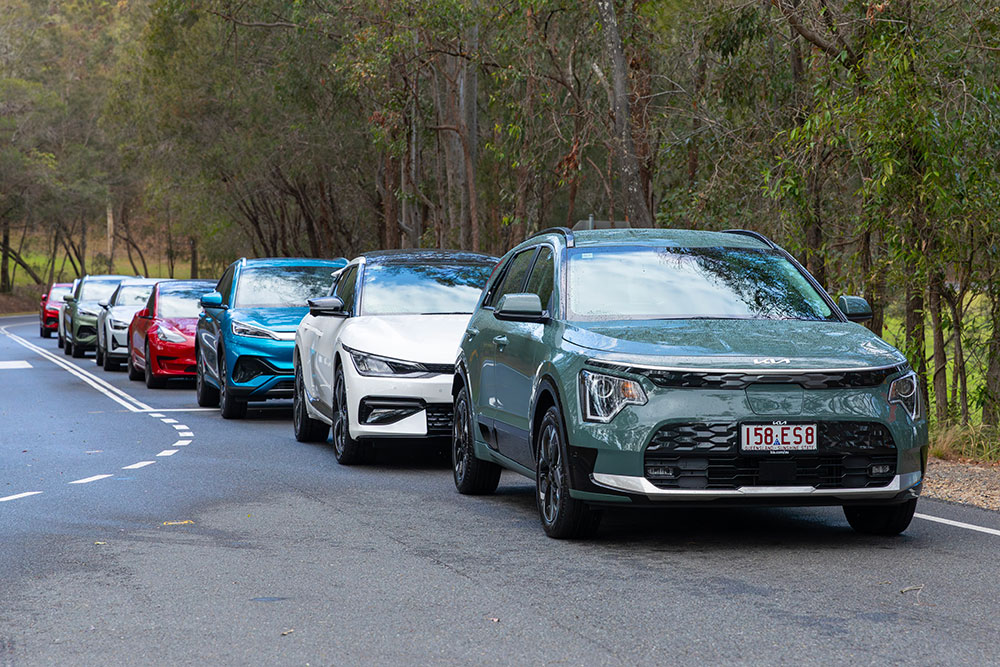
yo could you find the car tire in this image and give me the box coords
[843,499,917,536]
[103,348,118,372]
[144,341,166,389]
[332,365,367,464]
[64,337,73,356]
[452,385,501,495]
[95,341,104,366]
[57,332,64,348]
[535,403,602,539]
[127,345,143,381]
[71,336,85,358]
[195,348,220,407]
[218,347,247,419]
[293,359,329,443]
[41,326,50,338]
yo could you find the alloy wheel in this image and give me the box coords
[537,421,562,526]
[333,373,348,458]
[453,393,472,484]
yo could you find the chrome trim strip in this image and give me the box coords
[587,359,905,375]
[590,472,921,500]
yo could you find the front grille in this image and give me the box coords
[77,325,97,338]
[425,404,453,436]
[273,380,294,391]
[644,421,897,490]
[590,362,907,390]
[422,363,455,375]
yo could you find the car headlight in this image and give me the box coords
[231,320,280,340]
[580,369,647,423]
[348,347,427,377]
[155,325,187,343]
[888,371,921,419]
[111,319,129,330]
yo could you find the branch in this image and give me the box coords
[773,0,858,68]
[207,10,303,30]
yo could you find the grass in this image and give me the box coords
[930,423,1000,463]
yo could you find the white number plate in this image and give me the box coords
[741,424,817,452]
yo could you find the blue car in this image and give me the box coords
[196,257,348,418]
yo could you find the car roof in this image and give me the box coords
[157,279,216,291]
[81,274,134,282]
[116,278,161,287]
[569,229,772,249]
[241,257,348,268]
[360,250,499,265]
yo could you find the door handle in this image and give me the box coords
[492,335,508,348]
[465,327,479,341]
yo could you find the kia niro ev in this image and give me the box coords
[63,274,133,358]
[292,251,497,463]
[452,228,927,539]
[196,257,348,419]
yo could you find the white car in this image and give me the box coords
[96,278,160,371]
[293,250,498,464]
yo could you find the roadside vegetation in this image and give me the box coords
[2,1,999,447]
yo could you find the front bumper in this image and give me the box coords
[344,358,454,440]
[42,309,59,330]
[224,335,296,402]
[107,328,130,358]
[149,336,197,377]
[72,316,99,348]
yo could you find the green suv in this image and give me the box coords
[452,228,927,538]
[64,274,132,358]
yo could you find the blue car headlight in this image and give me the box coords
[231,319,282,340]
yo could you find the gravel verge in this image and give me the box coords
[923,457,1000,511]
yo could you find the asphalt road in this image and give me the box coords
[2,312,1000,665]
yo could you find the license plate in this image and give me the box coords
[741,423,817,452]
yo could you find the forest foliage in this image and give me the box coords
[2,0,999,429]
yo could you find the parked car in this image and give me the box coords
[293,251,498,462]
[128,279,217,388]
[96,278,160,371]
[196,257,348,418]
[63,275,133,358]
[57,279,79,349]
[39,283,73,338]
[452,228,927,539]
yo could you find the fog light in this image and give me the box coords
[646,465,678,479]
[869,464,892,476]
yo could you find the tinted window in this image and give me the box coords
[334,266,359,315]
[524,247,555,312]
[566,246,834,321]
[48,286,71,302]
[80,280,121,303]
[360,261,494,316]
[233,265,338,308]
[157,283,215,318]
[217,266,235,303]
[493,249,535,305]
[115,285,154,306]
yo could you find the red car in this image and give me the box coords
[127,280,216,388]
[39,282,73,338]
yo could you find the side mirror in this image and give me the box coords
[136,308,150,319]
[200,291,225,309]
[99,299,109,308]
[495,293,546,322]
[307,296,347,317]
[41,293,48,301]
[838,295,873,323]
[63,295,75,303]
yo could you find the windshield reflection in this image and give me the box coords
[361,262,494,316]
[234,266,339,308]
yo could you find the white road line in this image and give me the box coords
[0,328,152,412]
[156,449,178,457]
[161,418,178,424]
[69,474,114,485]
[0,491,43,502]
[178,431,193,437]
[145,408,217,413]
[172,424,188,431]
[0,360,31,369]
[915,513,1000,538]
[148,413,165,418]
[173,440,192,447]
[122,461,156,470]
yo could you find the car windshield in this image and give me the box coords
[115,285,153,306]
[80,280,121,303]
[234,265,338,308]
[566,246,835,321]
[47,286,71,302]
[361,261,494,316]
[158,284,215,318]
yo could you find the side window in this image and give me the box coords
[74,280,83,299]
[490,249,536,307]
[110,287,122,306]
[145,290,156,314]
[524,246,555,313]
[334,265,359,315]
[217,266,235,304]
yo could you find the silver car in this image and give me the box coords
[96,278,160,371]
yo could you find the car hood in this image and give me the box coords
[340,314,471,364]
[75,301,103,315]
[161,317,199,336]
[228,307,309,333]
[563,319,906,370]
[109,305,143,322]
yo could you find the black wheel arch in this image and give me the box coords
[529,375,566,463]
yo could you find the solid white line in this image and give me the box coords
[915,513,1000,538]
[0,360,31,369]
[156,449,178,457]
[148,413,165,418]
[145,408,217,413]
[173,440,192,447]
[178,431,193,437]
[69,474,114,485]
[161,418,178,424]
[0,491,43,502]
[0,328,152,412]
[122,461,155,470]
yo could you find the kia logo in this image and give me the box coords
[753,358,791,365]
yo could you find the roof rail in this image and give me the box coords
[721,229,776,248]
[528,226,576,248]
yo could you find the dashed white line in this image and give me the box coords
[0,491,43,502]
[161,418,178,424]
[915,513,1000,538]
[146,408,216,413]
[148,413,165,418]
[69,474,114,485]
[156,449,178,457]
[172,424,189,431]
[173,440,192,447]
[178,431,193,437]
[0,360,31,369]
[122,461,156,470]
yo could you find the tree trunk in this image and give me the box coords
[984,290,1000,426]
[927,274,949,423]
[189,236,199,279]
[904,283,929,416]
[596,0,652,228]
[1,218,10,293]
